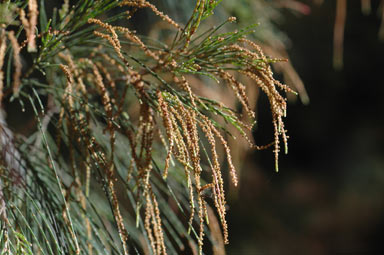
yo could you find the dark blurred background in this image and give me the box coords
[227,1,384,254]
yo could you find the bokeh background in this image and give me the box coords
[227,1,384,254]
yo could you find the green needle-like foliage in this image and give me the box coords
[0,0,296,254]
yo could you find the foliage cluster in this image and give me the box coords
[0,0,295,254]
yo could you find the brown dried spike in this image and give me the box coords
[89,19,126,62]
[174,102,199,174]
[58,52,91,106]
[217,69,255,119]
[157,91,174,178]
[144,2,181,31]
[157,127,169,151]
[19,9,29,33]
[148,196,161,255]
[279,116,289,155]
[188,109,199,162]
[259,70,287,117]
[240,70,269,97]
[173,75,196,108]
[240,69,288,171]
[197,117,228,244]
[76,61,128,253]
[19,3,38,52]
[239,38,267,61]
[59,64,74,109]
[94,30,125,60]
[7,32,22,96]
[198,119,224,202]
[185,169,195,235]
[136,113,158,253]
[91,63,114,127]
[97,51,137,118]
[197,193,205,255]
[27,0,38,52]
[96,63,118,103]
[168,108,196,171]
[260,44,308,104]
[113,25,163,63]
[88,19,120,46]
[144,193,157,254]
[228,44,263,63]
[274,77,299,95]
[169,105,198,234]
[85,155,91,197]
[199,183,214,194]
[207,120,238,187]
[135,104,155,190]
[272,119,280,172]
[169,108,189,163]
[151,190,167,255]
[120,0,181,31]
